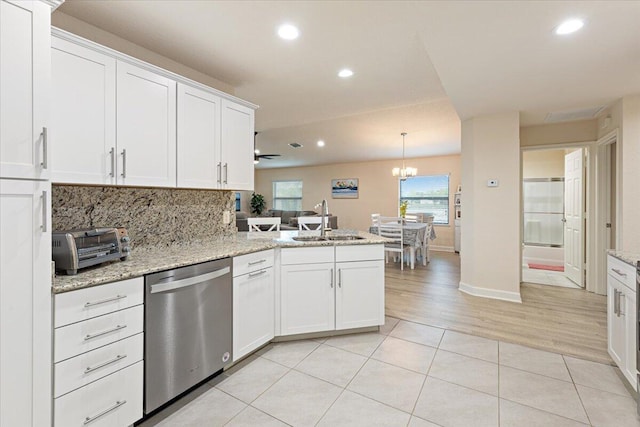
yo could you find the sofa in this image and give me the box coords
[236,209,338,231]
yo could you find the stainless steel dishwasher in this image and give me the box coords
[144,258,232,414]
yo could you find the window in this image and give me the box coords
[235,192,241,212]
[273,180,303,210]
[400,175,450,224]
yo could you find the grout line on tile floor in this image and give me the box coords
[561,354,593,426]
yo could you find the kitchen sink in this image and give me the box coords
[292,236,328,242]
[327,235,365,241]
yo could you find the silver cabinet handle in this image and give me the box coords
[84,294,127,308]
[330,268,334,288]
[40,127,48,169]
[150,267,230,294]
[223,163,228,184]
[120,149,127,178]
[619,291,625,316]
[248,259,266,266]
[41,190,47,232]
[83,400,127,425]
[109,147,115,177]
[84,354,127,374]
[614,289,620,316]
[338,269,342,288]
[217,162,222,184]
[611,268,627,278]
[84,324,127,341]
[248,270,267,278]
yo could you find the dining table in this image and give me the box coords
[368,222,436,249]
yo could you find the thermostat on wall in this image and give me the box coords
[487,179,499,187]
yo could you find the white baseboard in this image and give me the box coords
[430,245,454,252]
[459,281,522,303]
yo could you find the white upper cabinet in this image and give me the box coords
[177,83,221,189]
[51,37,116,184]
[221,99,255,191]
[0,0,50,180]
[116,61,176,187]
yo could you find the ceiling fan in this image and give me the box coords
[254,132,281,163]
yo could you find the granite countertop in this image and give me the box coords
[607,250,640,267]
[53,229,385,294]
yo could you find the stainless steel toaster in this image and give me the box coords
[52,227,131,275]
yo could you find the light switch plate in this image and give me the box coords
[223,210,231,224]
[487,179,499,187]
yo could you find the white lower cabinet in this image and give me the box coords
[54,278,144,426]
[606,254,637,390]
[54,361,143,427]
[233,250,275,361]
[279,244,385,336]
[280,262,336,335]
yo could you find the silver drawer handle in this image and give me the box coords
[611,268,627,278]
[84,324,127,341]
[84,295,127,308]
[83,400,127,425]
[248,259,267,266]
[41,127,48,169]
[84,354,127,374]
[248,270,267,278]
[109,147,115,177]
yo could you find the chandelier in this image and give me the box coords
[392,132,417,180]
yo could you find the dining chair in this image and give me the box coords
[297,216,328,231]
[404,214,420,223]
[378,216,403,225]
[247,217,281,232]
[371,213,381,226]
[416,222,433,265]
[377,223,411,270]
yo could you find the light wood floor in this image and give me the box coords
[385,251,610,364]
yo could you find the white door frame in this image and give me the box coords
[591,129,619,295]
[521,138,612,294]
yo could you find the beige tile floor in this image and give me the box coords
[140,317,640,427]
[522,265,581,289]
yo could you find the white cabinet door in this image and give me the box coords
[233,267,274,361]
[0,0,50,180]
[221,98,254,190]
[336,260,385,330]
[0,179,51,427]
[117,60,176,187]
[280,263,335,335]
[622,289,637,390]
[177,83,221,189]
[51,37,117,184]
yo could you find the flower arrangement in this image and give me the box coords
[399,200,408,217]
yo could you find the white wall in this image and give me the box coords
[254,155,461,249]
[460,112,521,302]
[51,11,234,94]
[598,95,640,253]
[522,149,566,179]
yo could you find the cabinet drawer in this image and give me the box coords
[54,361,143,427]
[281,246,334,265]
[335,244,384,262]
[233,249,275,277]
[55,277,143,328]
[55,333,143,398]
[607,255,635,292]
[55,305,143,363]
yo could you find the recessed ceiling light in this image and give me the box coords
[277,24,299,40]
[317,140,325,147]
[338,69,354,78]
[555,19,584,35]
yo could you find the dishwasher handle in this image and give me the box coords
[150,266,231,294]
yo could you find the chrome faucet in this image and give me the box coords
[320,199,329,238]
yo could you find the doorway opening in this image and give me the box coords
[520,130,618,295]
[522,148,584,288]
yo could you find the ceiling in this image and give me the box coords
[56,1,640,169]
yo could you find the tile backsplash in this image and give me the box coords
[52,185,236,248]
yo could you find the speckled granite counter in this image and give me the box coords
[607,250,640,267]
[53,230,386,294]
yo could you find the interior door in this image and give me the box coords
[564,148,584,286]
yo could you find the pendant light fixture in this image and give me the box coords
[392,132,417,180]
